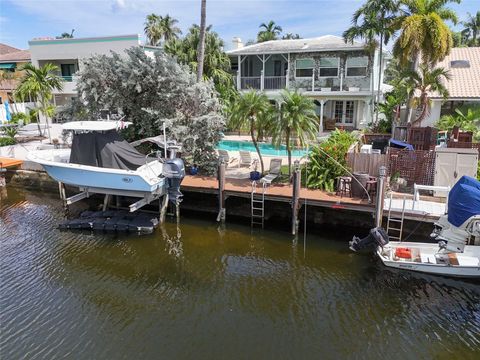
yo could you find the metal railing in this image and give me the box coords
[61,75,74,82]
[240,76,261,90]
[264,76,286,90]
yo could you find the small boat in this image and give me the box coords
[350,176,480,278]
[27,120,185,212]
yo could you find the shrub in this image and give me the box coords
[0,137,16,146]
[11,112,29,124]
[305,129,357,192]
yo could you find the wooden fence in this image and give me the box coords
[347,149,436,186]
[347,152,388,176]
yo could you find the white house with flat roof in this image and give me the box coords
[227,35,388,133]
[29,34,142,106]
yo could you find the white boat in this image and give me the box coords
[27,120,185,212]
[350,176,480,278]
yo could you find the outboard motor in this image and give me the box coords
[162,158,185,205]
[349,227,390,252]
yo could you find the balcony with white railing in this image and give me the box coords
[264,76,286,90]
[53,76,77,94]
[237,72,288,91]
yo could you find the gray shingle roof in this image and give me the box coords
[226,35,365,55]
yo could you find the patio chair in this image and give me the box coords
[217,149,238,167]
[260,158,283,185]
[238,150,255,168]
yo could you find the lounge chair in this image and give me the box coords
[260,158,282,185]
[217,149,238,167]
[238,150,255,168]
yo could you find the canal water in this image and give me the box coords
[1,188,479,359]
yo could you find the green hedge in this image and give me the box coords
[0,137,16,146]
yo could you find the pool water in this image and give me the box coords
[218,140,308,157]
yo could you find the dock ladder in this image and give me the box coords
[386,194,406,241]
[251,181,266,228]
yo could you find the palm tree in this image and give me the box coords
[197,0,207,82]
[462,11,480,46]
[229,91,272,174]
[160,14,182,42]
[282,33,301,40]
[344,0,398,128]
[393,0,459,67]
[144,13,162,46]
[404,63,450,125]
[436,106,480,141]
[57,29,74,39]
[14,63,64,141]
[257,21,283,42]
[274,90,318,177]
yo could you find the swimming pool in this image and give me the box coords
[217,140,308,157]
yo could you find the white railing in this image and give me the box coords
[264,76,286,90]
[240,77,261,90]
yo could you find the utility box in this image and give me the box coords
[434,148,478,195]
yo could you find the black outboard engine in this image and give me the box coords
[162,158,185,205]
[349,227,390,252]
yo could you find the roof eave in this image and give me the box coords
[227,46,366,56]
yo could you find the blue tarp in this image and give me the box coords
[389,139,414,150]
[448,176,480,227]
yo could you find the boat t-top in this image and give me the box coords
[350,176,480,278]
[27,120,185,213]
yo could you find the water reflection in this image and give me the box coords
[1,188,479,359]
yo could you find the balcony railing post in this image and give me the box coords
[260,70,264,91]
[311,68,315,91]
[236,71,241,91]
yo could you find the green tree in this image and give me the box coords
[14,63,64,141]
[343,0,399,127]
[462,11,480,46]
[436,106,480,141]
[144,13,162,46]
[393,0,459,67]
[164,25,233,97]
[56,29,74,39]
[274,90,318,177]
[228,91,272,174]
[160,14,182,42]
[404,63,450,125]
[257,21,283,42]
[197,0,207,81]
[282,33,301,40]
[73,47,225,174]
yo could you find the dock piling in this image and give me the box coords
[375,166,387,228]
[217,158,226,223]
[292,160,301,235]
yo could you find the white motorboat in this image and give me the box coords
[350,176,480,278]
[27,121,185,212]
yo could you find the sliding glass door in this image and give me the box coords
[333,100,355,126]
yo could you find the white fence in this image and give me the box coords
[0,102,36,122]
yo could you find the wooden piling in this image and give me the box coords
[375,166,387,228]
[291,160,301,235]
[217,158,226,222]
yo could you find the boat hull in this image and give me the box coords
[377,242,480,278]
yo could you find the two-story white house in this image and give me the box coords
[227,35,387,133]
[29,34,148,107]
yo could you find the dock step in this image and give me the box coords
[386,194,406,241]
[251,181,266,228]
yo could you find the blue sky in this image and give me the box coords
[0,0,478,50]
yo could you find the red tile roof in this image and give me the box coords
[435,47,480,99]
[0,49,30,62]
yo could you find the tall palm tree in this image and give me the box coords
[15,63,64,141]
[343,0,399,126]
[144,13,162,46]
[257,21,283,42]
[197,0,207,82]
[462,11,480,46]
[404,63,450,125]
[160,14,182,42]
[393,0,459,67]
[229,91,272,174]
[282,33,301,40]
[274,90,318,177]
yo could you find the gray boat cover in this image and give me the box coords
[69,130,151,170]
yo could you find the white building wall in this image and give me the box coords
[421,99,442,127]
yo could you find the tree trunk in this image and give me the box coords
[375,32,384,127]
[196,0,207,82]
[405,55,420,125]
[286,130,291,178]
[250,119,264,174]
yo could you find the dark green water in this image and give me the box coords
[1,188,479,360]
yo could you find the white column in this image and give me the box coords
[237,55,241,91]
[319,99,325,134]
[261,54,265,91]
[339,66,343,91]
[286,53,290,89]
[311,68,315,91]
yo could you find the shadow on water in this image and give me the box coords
[1,187,479,360]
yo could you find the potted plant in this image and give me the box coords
[250,159,261,181]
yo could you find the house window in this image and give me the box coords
[346,57,368,77]
[61,64,76,81]
[319,58,339,77]
[295,58,314,77]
